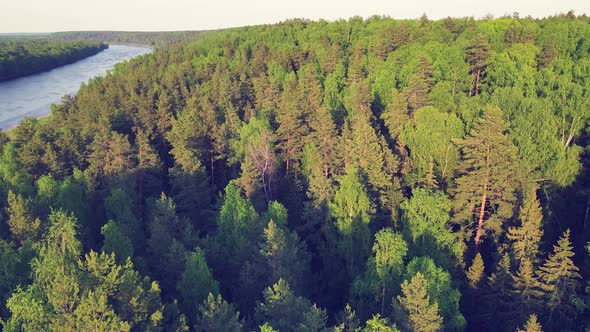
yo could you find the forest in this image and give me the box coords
[0,12,589,331]
[50,31,210,48]
[0,38,107,81]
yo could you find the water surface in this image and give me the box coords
[0,44,151,129]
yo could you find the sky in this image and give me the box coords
[0,0,588,33]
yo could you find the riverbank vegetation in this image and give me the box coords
[0,38,108,81]
[0,12,589,331]
[51,30,209,48]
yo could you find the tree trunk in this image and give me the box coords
[286,135,290,172]
[381,285,386,316]
[475,68,481,95]
[475,146,490,246]
[210,156,215,184]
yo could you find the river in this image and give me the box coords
[0,44,152,130]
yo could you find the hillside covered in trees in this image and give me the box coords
[0,38,107,81]
[0,13,589,331]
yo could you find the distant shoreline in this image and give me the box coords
[109,42,154,50]
[2,44,151,133]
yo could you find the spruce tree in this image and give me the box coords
[517,314,543,332]
[510,260,543,327]
[481,253,513,330]
[466,253,485,288]
[537,230,581,329]
[507,188,543,264]
[397,272,443,332]
[452,105,518,246]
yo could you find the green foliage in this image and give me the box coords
[4,210,165,331]
[330,168,374,276]
[466,253,484,289]
[401,188,461,262]
[537,230,581,329]
[260,220,311,294]
[177,248,219,325]
[217,183,260,252]
[452,105,518,246]
[403,257,465,331]
[507,188,543,264]
[196,293,243,332]
[147,193,195,293]
[517,314,543,332]
[400,107,464,186]
[0,38,107,81]
[363,314,400,332]
[255,278,327,332]
[101,220,133,264]
[5,190,41,243]
[0,14,589,332]
[353,229,407,318]
[397,272,443,332]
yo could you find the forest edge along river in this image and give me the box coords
[0,44,152,130]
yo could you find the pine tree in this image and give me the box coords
[452,105,518,246]
[334,304,361,332]
[147,193,194,293]
[72,290,130,332]
[255,279,326,332]
[537,230,581,329]
[104,188,142,253]
[397,272,443,332]
[467,253,485,288]
[134,127,163,204]
[196,293,243,332]
[537,38,556,69]
[507,188,543,264]
[276,72,309,173]
[517,314,543,332]
[466,34,490,96]
[5,190,41,244]
[169,162,212,231]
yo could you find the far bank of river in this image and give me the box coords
[0,44,152,130]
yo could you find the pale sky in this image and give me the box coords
[0,0,588,33]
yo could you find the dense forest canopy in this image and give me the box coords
[0,12,589,331]
[50,30,211,48]
[0,38,107,81]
